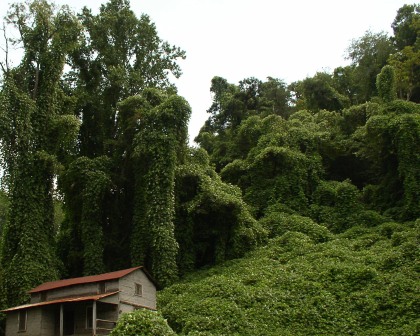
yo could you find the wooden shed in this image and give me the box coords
[2,266,156,336]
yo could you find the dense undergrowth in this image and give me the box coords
[159,218,419,335]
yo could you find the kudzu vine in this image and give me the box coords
[0,0,80,307]
[131,89,191,287]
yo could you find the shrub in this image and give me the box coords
[260,212,332,242]
[110,309,177,336]
[310,180,364,232]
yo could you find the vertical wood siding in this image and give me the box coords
[118,269,156,310]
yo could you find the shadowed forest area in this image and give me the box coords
[0,1,419,335]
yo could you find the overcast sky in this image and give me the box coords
[0,0,412,143]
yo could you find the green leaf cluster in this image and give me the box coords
[175,148,266,274]
[110,309,176,336]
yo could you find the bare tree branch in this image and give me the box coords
[2,23,10,73]
[0,22,10,77]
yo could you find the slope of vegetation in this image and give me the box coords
[159,219,419,335]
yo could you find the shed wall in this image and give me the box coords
[41,283,99,301]
[31,280,120,303]
[118,302,135,315]
[118,270,156,310]
[105,280,119,292]
[40,306,56,335]
[5,308,42,336]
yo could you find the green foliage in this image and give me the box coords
[388,46,420,101]
[310,180,366,233]
[243,145,320,215]
[59,156,111,276]
[1,152,60,307]
[175,148,266,274]
[346,31,395,102]
[0,191,8,238]
[195,76,291,171]
[392,4,420,50]
[355,100,420,219]
[219,110,325,217]
[298,72,351,112]
[0,0,80,307]
[110,309,177,336]
[341,102,378,135]
[259,77,292,118]
[58,0,188,279]
[332,66,359,105]
[71,0,185,157]
[260,212,332,242]
[0,6,418,336]
[376,65,397,102]
[159,222,419,336]
[131,91,191,287]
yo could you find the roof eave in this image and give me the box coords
[2,291,119,313]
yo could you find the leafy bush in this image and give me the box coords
[310,180,364,232]
[110,309,177,336]
[260,212,332,242]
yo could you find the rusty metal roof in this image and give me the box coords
[29,266,142,293]
[1,291,119,313]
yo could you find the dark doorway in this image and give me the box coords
[64,310,75,335]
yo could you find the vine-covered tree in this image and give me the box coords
[376,65,397,102]
[292,72,350,112]
[346,31,395,102]
[70,0,185,158]
[0,0,80,307]
[58,0,186,278]
[129,89,191,287]
[59,156,111,276]
[175,148,266,274]
[195,76,291,171]
[388,45,420,101]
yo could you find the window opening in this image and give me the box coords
[18,310,27,332]
[86,306,93,329]
[135,283,143,296]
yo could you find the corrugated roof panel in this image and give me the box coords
[29,266,142,293]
